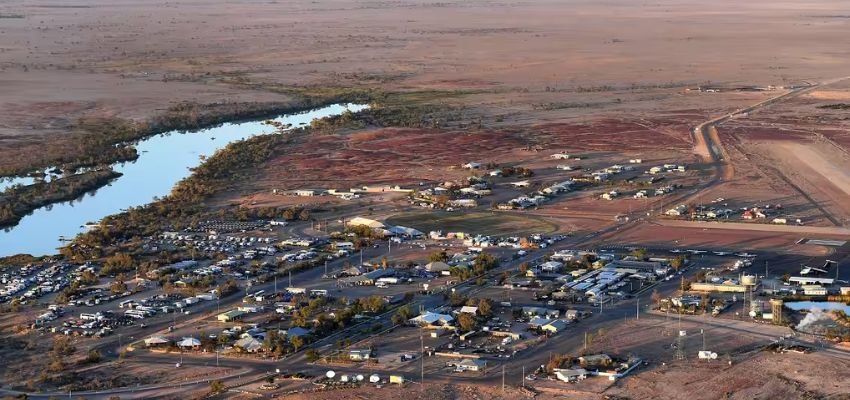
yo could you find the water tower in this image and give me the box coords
[740,274,758,319]
[770,298,784,324]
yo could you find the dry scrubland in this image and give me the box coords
[597,321,850,400]
[1,0,850,171]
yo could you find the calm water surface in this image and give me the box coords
[0,103,367,256]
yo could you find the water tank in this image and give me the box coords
[750,299,764,313]
[741,275,757,286]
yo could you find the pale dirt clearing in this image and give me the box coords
[774,141,850,198]
[658,219,850,237]
[804,90,850,101]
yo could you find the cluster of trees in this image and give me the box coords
[429,250,449,263]
[216,279,239,297]
[288,295,390,340]
[442,252,501,281]
[817,103,850,110]
[472,252,499,275]
[55,270,99,303]
[284,296,386,337]
[206,205,311,223]
[110,274,128,294]
[391,305,414,325]
[344,224,384,242]
[170,134,285,205]
[357,295,387,314]
[352,103,456,129]
[102,253,135,276]
[261,330,296,357]
[670,255,686,272]
[455,298,494,332]
[499,166,534,178]
[545,353,575,373]
[309,109,366,134]
[629,248,648,260]
[290,297,330,328]
[47,336,77,373]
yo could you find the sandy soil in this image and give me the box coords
[278,384,538,400]
[582,319,850,400]
[657,219,850,237]
[2,0,850,166]
[777,143,850,195]
[602,221,832,256]
[609,350,850,400]
[804,90,850,101]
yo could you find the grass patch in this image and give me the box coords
[386,211,557,236]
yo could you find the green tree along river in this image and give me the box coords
[0,103,367,256]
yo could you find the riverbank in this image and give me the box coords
[0,95,376,231]
[0,169,122,228]
[0,103,369,257]
[0,88,374,179]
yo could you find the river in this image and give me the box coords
[0,103,368,257]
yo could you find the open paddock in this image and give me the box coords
[386,211,559,237]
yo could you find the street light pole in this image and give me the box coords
[636,298,640,321]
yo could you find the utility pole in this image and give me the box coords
[324,261,328,277]
[636,298,640,320]
[834,260,840,280]
[584,331,588,352]
[274,275,278,294]
[420,330,425,384]
[522,366,525,388]
[502,364,505,392]
[288,270,292,288]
